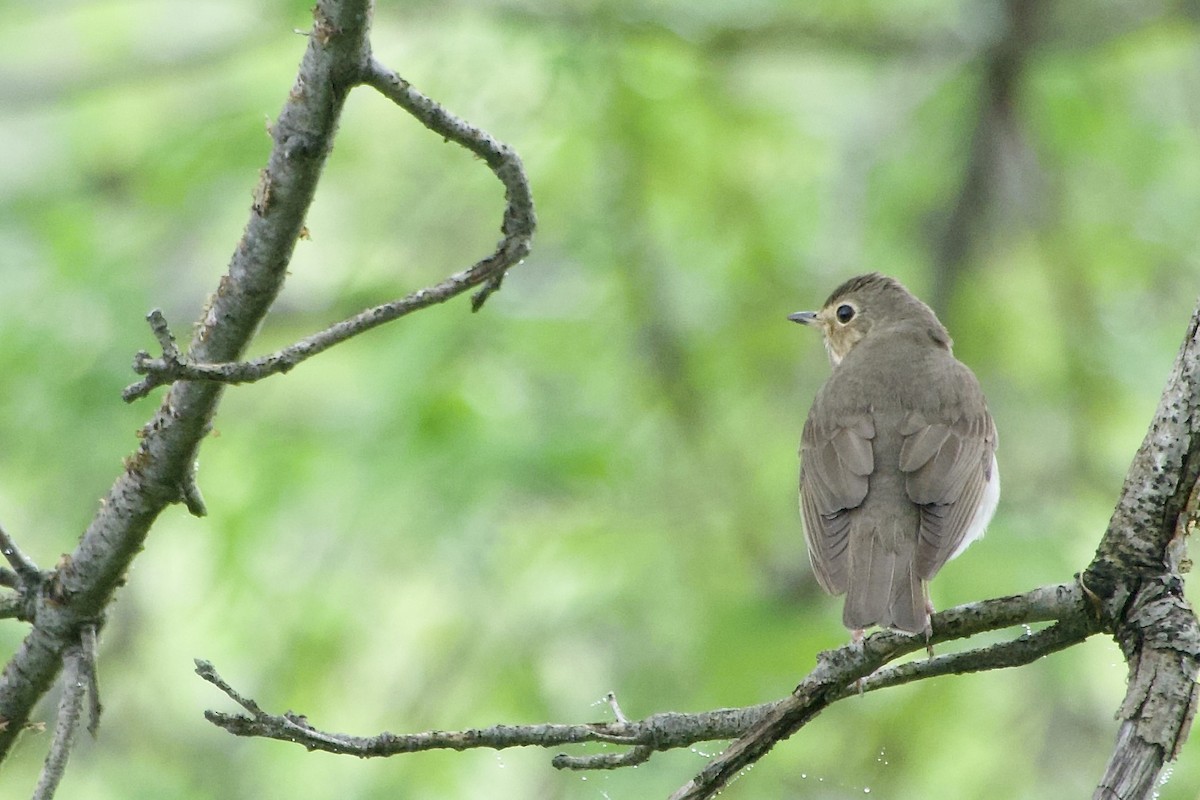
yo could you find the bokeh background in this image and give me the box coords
[2,0,1199,797]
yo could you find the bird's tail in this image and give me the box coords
[843,528,929,635]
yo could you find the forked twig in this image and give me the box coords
[123,57,534,403]
[198,584,1092,779]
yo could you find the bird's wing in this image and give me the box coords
[899,395,997,580]
[800,408,874,594]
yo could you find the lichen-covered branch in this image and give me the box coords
[0,1,535,790]
[833,614,1093,700]
[198,584,1089,775]
[199,656,768,759]
[0,2,376,762]
[1083,298,1200,799]
[667,582,1094,800]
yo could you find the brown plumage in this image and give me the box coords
[791,273,999,635]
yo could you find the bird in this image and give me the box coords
[790,273,999,637]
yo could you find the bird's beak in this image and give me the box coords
[788,311,818,325]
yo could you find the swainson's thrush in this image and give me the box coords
[790,273,998,635]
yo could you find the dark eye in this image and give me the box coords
[835,304,855,324]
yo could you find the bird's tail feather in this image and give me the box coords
[843,527,928,635]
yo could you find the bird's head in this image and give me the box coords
[789,272,949,366]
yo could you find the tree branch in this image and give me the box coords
[1085,297,1200,798]
[123,54,535,402]
[0,3,537,792]
[0,522,40,589]
[668,582,1095,799]
[197,584,1090,775]
[665,296,1200,800]
[0,0,378,766]
[835,615,1094,700]
[31,646,87,800]
[196,307,1187,798]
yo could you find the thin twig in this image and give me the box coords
[552,745,654,770]
[195,659,266,717]
[123,310,183,400]
[122,60,535,403]
[32,648,88,800]
[0,568,19,590]
[667,583,1098,800]
[198,584,1088,773]
[0,522,39,584]
[833,617,1092,700]
[0,0,380,769]
[80,625,102,737]
[146,308,180,361]
[361,57,536,311]
[199,657,769,756]
[178,467,207,518]
[604,691,629,723]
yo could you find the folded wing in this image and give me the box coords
[799,411,875,594]
[899,406,997,580]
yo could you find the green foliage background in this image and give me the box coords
[2,1,1199,797]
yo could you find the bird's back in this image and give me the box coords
[803,323,986,633]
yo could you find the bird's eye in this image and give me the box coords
[835,304,855,324]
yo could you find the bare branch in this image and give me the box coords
[122,57,535,402]
[198,584,1089,776]
[668,583,1095,800]
[359,58,536,290]
[553,745,654,770]
[0,522,40,586]
[80,625,101,737]
[602,691,630,723]
[837,616,1092,700]
[145,305,181,360]
[0,0,377,765]
[1083,296,1200,799]
[123,309,185,402]
[194,660,267,717]
[200,650,771,757]
[32,647,87,800]
[1,3,537,793]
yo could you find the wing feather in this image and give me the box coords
[800,409,874,594]
[901,408,997,580]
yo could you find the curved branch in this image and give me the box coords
[668,583,1095,800]
[0,0,375,764]
[198,584,1090,773]
[123,56,535,402]
[0,1,538,793]
[361,56,536,288]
